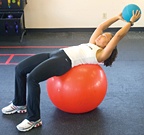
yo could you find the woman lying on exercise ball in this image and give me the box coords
[2,10,141,132]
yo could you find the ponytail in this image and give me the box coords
[103,47,118,67]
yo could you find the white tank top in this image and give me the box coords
[63,43,101,67]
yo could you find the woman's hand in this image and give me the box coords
[130,10,141,23]
[118,13,124,21]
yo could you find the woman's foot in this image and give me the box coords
[1,102,27,114]
[16,119,42,132]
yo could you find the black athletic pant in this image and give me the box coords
[13,50,72,121]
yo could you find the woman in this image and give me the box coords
[2,11,141,132]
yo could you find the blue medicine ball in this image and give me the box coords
[122,4,141,22]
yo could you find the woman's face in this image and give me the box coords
[95,32,113,48]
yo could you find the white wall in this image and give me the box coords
[24,0,144,28]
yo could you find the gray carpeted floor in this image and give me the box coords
[0,30,144,135]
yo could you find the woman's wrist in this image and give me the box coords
[128,21,134,26]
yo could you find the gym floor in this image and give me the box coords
[0,30,144,135]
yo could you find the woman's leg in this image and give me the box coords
[26,50,71,121]
[13,53,50,106]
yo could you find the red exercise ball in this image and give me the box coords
[47,64,107,113]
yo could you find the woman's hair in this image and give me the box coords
[103,47,118,67]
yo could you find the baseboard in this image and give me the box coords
[25,27,144,33]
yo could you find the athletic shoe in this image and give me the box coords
[16,119,42,132]
[1,102,27,114]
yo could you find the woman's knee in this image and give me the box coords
[15,64,24,76]
[27,72,39,84]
